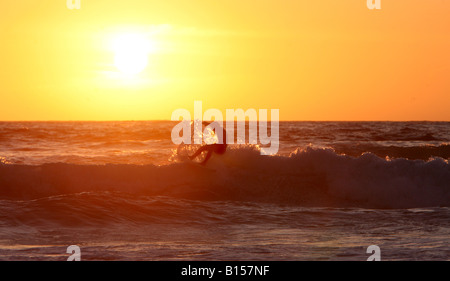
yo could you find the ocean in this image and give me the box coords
[0,121,449,260]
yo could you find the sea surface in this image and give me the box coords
[0,121,449,260]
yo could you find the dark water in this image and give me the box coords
[0,121,449,260]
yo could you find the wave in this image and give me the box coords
[332,143,450,160]
[373,132,440,141]
[0,146,449,209]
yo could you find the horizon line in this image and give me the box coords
[0,119,449,122]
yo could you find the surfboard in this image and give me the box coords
[177,144,206,162]
[175,144,215,171]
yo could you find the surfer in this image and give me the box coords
[189,121,227,165]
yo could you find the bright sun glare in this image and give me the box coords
[112,33,151,75]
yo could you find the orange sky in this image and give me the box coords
[0,0,449,121]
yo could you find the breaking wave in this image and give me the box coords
[0,146,449,209]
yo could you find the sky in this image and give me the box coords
[0,0,449,121]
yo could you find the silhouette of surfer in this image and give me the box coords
[189,121,227,165]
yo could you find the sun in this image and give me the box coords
[112,33,151,75]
